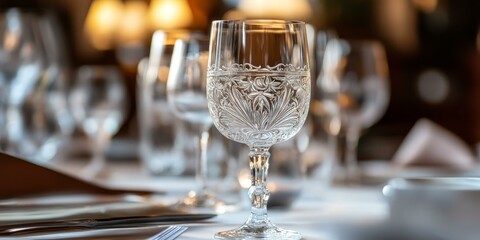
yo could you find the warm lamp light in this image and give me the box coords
[238,0,313,21]
[116,1,149,44]
[412,0,438,13]
[84,0,195,50]
[375,0,418,54]
[148,0,193,30]
[84,0,123,50]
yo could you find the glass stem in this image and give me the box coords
[321,133,338,186]
[84,129,110,179]
[5,105,17,152]
[196,126,210,194]
[246,146,272,227]
[345,126,360,183]
[92,142,106,168]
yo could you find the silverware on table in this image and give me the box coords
[149,226,188,240]
[0,213,214,236]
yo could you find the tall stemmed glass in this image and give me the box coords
[207,20,311,240]
[167,37,216,208]
[69,66,126,179]
[319,39,390,182]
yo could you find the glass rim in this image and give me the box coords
[211,19,306,27]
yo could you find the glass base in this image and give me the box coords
[215,222,301,240]
[177,191,240,213]
[178,191,217,208]
[82,159,109,180]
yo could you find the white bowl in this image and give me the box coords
[383,177,480,240]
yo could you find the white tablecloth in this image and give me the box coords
[179,187,386,239]
[54,160,388,240]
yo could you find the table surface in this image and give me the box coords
[52,159,388,240]
[179,187,386,239]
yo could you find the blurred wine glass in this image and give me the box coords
[167,37,217,208]
[0,9,46,153]
[70,66,126,179]
[267,119,311,208]
[318,39,390,182]
[310,30,338,185]
[138,31,203,176]
[16,14,75,162]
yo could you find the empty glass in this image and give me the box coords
[137,57,187,176]
[69,66,126,179]
[138,31,203,176]
[0,9,46,153]
[207,20,311,240]
[167,37,217,208]
[319,39,390,182]
[16,14,74,162]
[309,30,338,185]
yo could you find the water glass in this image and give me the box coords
[137,57,187,176]
[138,31,204,176]
[167,36,220,209]
[319,39,390,182]
[309,30,338,186]
[69,65,126,179]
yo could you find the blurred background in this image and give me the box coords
[1,0,480,165]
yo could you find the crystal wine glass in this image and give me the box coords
[319,39,390,182]
[207,20,311,240]
[167,37,217,208]
[69,66,126,179]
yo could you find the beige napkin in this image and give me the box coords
[0,152,150,199]
[392,119,476,171]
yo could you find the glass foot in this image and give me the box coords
[176,191,240,213]
[82,160,109,180]
[177,191,218,208]
[215,222,302,240]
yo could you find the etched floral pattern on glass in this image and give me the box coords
[207,63,310,148]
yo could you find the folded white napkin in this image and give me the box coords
[392,118,476,171]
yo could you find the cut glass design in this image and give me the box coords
[207,63,311,148]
